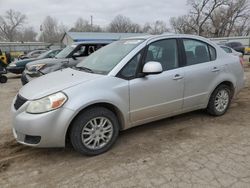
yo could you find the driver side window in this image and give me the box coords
[145,39,179,71]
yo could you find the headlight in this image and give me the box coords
[26,92,67,114]
[9,63,16,67]
[29,64,46,71]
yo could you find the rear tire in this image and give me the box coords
[70,107,119,156]
[207,84,231,116]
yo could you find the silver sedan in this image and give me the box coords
[11,34,245,155]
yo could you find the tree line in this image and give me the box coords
[0,0,249,43]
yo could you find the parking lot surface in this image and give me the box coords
[0,61,250,188]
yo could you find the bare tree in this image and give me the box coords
[17,27,37,42]
[39,16,64,43]
[187,0,227,35]
[0,9,26,41]
[170,15,196,34]
[170,0,250,37]
[209,0,250,37]
[70,18,102,32]
[143,21,169,34]
[107,15,142,33]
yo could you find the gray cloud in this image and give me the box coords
[0,0,189,31]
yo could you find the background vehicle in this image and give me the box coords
[0,65,8,83]
[18,49,48,60]
[224,42,245,55]
[7,49,61,74]
[220,45,244,65]
[21,41,111,85]
[12,34,244,155]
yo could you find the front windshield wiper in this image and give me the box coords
[75,66,94,73]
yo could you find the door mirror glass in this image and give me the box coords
[142,61,163,75]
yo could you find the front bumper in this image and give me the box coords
[7,66,24,74]
[11,98,75,148]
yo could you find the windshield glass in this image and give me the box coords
[55,44,76,59]
[77,39,144,74]
[37,50,52,58]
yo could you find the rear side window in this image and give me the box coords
[183,39,216,65]
[221,46,232,53]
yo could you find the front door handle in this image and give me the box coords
[212,67,220,72]
[173,74,183,80]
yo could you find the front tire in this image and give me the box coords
[207,84,232,116]
[0,75,7,83]
[70,107,119,155]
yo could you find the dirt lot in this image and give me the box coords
[0,59,250,188]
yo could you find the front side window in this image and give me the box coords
[145,39,179,71]
[119,51,142,79]
[183,39,211,65]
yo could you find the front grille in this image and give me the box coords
[14,95,27,110]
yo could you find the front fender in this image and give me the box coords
[62,76,129,131]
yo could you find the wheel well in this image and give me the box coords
[218,81,235,97]
[65,103,124,145]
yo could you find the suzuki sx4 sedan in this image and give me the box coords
[11,34,245,155]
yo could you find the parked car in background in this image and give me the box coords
[21,41,111,85]
[224,42,245,55]
[7,49,61,74]
[18,49,48,60]
[220,45,244,65]
[12,34,245,155]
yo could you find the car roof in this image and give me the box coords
[124,33,212,42]
[72,40,114,45]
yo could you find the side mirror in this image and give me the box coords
[142,61,163,75]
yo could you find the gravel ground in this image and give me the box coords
[0,59,250,188]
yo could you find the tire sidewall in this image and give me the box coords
[0,75,7,83]
[70,107,119,155]
[208,85,231,116]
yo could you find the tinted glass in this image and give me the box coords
[209,46,216,60]
[145,39,179,71]
[183,39,210,65]
[221,46,232,53]
[119,51,142,79]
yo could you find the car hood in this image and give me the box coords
[10,58,38,67]
[19,68,103,100]
[26,58,68,68]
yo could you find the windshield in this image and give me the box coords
[37,50,52,58]
[77,39,144,74]
[55,44,76,59]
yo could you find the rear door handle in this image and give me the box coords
[212,67,220,72]
[173,74,183,80]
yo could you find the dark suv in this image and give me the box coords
[225,42,245,55]
[21,41,111,85]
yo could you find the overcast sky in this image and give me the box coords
[0,0,189,32]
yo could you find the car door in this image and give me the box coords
[127,39,185,123]
[181,38,219,110]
